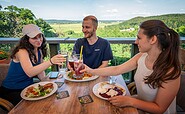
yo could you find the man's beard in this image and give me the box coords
[84,30,94,38]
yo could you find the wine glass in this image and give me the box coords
[58,50,68,76]
[109,58,117,84]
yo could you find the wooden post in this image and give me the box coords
[131,43,139,82]
[49,43,60,71]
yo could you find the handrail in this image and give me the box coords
[0,37,138,44]
[0,37,185,44]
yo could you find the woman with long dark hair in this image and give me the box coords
[0,24,65,105]
[82,20,181,114]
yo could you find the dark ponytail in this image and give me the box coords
[140,20,181,88]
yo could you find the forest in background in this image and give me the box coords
[1,5,185,38]
[45,14,185,38]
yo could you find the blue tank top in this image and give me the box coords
[2,50,41,90]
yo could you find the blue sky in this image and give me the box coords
[1,0,185,20]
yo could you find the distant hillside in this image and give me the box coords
[45,19,123,24]
[106,14,185,29]
[45,14,185,27]
[45,20,81,24]
[46,14,185,38]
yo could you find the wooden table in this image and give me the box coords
[9,74,138,114]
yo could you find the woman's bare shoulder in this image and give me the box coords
[17,49,27,53]
[16,49,29,58]
[132,52,145,60]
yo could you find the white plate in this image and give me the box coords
[64,72,99,82]
[21,81,58,101]
[93,81,126,100]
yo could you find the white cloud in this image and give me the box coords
[0,0,11,2]
[98,5,104,8]
[106,9,118,13]
[131,11,151,16]
[135,0,143,3]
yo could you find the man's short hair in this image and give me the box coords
[83,15,98,27]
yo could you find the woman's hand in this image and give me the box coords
[50,54,66,65]
[108,95,134,107]
[67,63,74,71]
[80,64,92,74]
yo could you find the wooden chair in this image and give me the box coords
[0,64,14,113]
[0,64,10,85]
[127,82,137,95]
[180,48,185,71]
[177,72,185,112]
[177,48,185,112]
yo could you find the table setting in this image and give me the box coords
[9,49,138,114]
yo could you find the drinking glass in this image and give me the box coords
[68,51,76,71]
[109,58,117,84]
[58,50,68,75]
[73,54,84,79]
[109,76,117,84]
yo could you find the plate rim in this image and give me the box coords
[21,81,58,101]
[64,72,99,82]
[92,81,126,100]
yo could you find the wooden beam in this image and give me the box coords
[49,43,60,71]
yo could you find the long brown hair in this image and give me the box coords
[141,20,181,88]
[11,34,48,63]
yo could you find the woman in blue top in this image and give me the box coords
[0,24,65,105]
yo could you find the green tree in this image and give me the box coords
[35,18,58,37]
[178,26,185,36]
[0,5,56,37]
[0,5,18,37]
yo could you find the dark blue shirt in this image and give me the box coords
[73,37,113,69]
[2,50,41,90]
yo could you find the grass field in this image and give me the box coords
[50,22,120,34]
[50,23,82,33]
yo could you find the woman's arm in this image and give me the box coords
[98,60,109,68]
[82,53,142,76]
[37,71,45,79]
[16,49,65,77]
[36,57,47,80]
